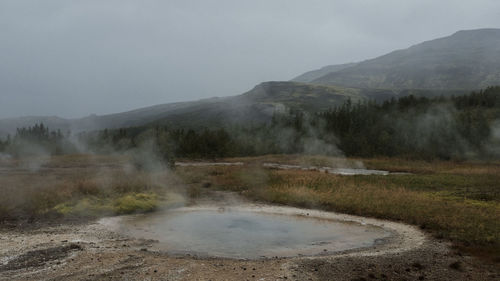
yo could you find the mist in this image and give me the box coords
[1,0,500,118]
[0,2,499,279]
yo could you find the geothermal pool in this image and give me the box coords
[103,206,392,259]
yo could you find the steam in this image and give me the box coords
[268,106,365,169]
[389,103,481,159]
[0,152,12,161]
[1,91,498,221]
[485,119,500,157]
[127,139,168,172]
[0,122,189,221]
[7,139,51,172]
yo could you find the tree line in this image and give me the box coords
[1,86,499,161]
[0,123,76,157]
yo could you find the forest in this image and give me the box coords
[1,86,499,161]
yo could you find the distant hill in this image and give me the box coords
[0,82,371,136]
[3,29,498,136]
[301,29,500,91]
[291,63,357,83]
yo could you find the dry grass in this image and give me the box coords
[225,154,364,168]
[361,157,500,174]
[1,154,499,260]
[176,155,500,260]
[0,155,183,219]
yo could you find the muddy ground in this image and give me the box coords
[1,193,499,281]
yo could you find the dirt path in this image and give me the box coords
[0,197,498,280]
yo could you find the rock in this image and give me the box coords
[449,261,463,271]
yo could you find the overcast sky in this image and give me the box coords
[1,0,500,119]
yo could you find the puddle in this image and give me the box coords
[175,162,244,167]
[103,207,392,259]
[262,163,390,175]
[174,162,402,176]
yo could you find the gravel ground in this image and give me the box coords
[0,197,498,281]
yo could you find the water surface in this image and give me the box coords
[110,208,391,259]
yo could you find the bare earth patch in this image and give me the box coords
[1,198,498,281]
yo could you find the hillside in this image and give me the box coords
[291,63,357,83]
[0,82,368,136]
[3,29,499,136]
[240,81,370,110]
[306,29,500,91]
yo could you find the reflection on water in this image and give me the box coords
[109,209,391,259]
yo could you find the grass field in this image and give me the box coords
[176,155,500,261]
[0,154,184,220]
[0,154,498,260]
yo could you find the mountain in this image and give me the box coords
[291,63,357,83]
[3,29,498,136]
[0,82,369,136]
[303,29,500,91]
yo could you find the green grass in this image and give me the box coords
[53,192,159,216]
[113,193,158,214]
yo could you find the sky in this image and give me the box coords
[1,0,500,119]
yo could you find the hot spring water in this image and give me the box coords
[104,207,392,259]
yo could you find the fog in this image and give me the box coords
[1,0,500,118]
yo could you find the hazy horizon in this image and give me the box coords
[1,0,500,119]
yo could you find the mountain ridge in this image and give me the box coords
[308,28,500,90]
[2,29,499,136]
[291,63,357,83]
[0,82,369,136]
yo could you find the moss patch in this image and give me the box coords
[53,192,159,216]
[113,193,158,214]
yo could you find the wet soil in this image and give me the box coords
[0,244,82,271]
